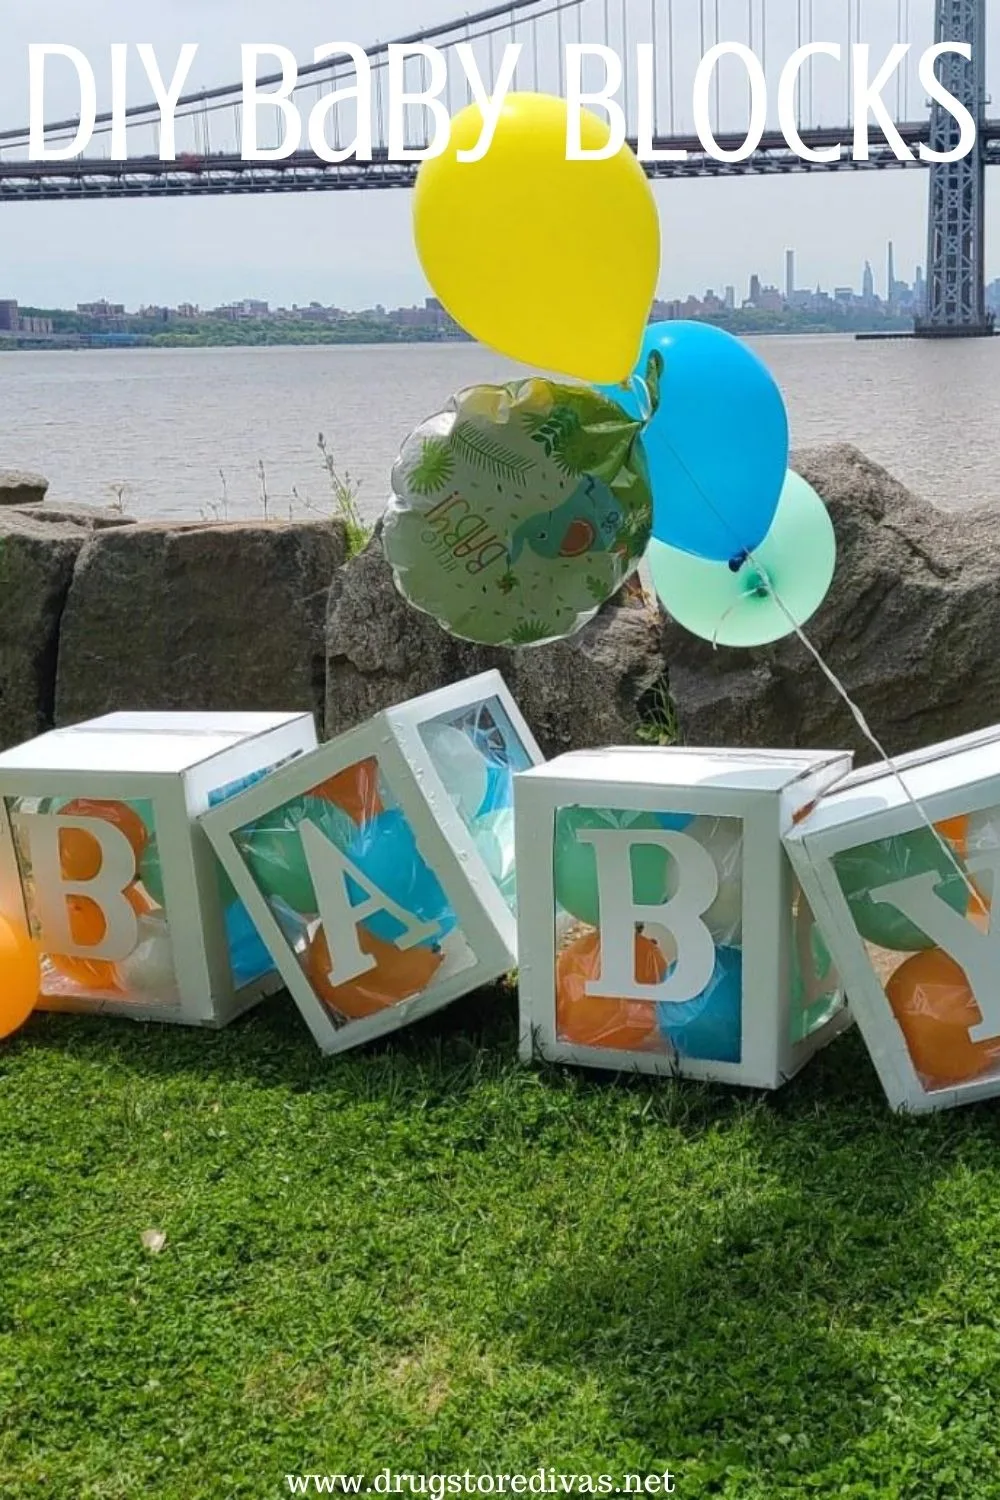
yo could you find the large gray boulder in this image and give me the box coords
[662,444,1000,759]
[0,469,49,507]
[56,519,346,732]
[325,536,667,755]
[0,511,89,749]
[13,502,135,530]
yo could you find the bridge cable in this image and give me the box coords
[715,0,721,133]
[621,0,631,141]
[797,0,803,125]
[761,0,767,80]
[668,0,676,135]
[808,0,815,124]
[651,0,660,140]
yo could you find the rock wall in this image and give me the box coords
[55,520,345,729]
[2,446,999,762]
[326,533,666,756]
[664,444,1000,760]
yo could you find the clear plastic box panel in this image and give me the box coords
[230,758,475,1031]
[832,813,998,1094]
[419,697,533,913]
[790,884,845,1044]
[207,762,297,990]
[552,805,745,1064]
[8,794,181,1006]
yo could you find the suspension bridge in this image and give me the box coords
[0,0,995,335]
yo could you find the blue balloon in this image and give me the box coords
[477,762,514,817]
[658,945,743,1064]
[656,812,694,833]
[602,322,789,564]
[345,809,456,948]
[225,900,276,988]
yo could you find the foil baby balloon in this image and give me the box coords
[382,377,653,647]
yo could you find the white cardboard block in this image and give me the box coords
[516,745,854,1087]
[0,711,318,1025]
[785,725,1000,1113]
[200,672,544,1054]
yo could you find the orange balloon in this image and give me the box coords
[312,758,383,826]
[59,799,149,882]
[936,815,969,856]
[306,923,442,1021]
[556,928,665,1051]
[48,894,119,990]
[45,888,147,993]
[0,913,40,1039]
[887,948,1000,1091]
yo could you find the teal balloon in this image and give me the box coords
[239,796,355,916]
[649,471,836,649]
[554,807,691,927]
[345,809,456,947]
[225,900,275,987]
[602,321,788,562]
[790,923,841,1042]
[833,830,969,953]
[139,838,238,911]
[659,945,743,1064]
[139,840,166,906]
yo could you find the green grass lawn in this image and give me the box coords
[3,987,1000,1500]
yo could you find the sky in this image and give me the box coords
[2,0,999,311]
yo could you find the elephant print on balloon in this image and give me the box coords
[507,475,626,565]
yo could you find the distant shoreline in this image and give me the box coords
[0,325,919,354]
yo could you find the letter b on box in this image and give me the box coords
[0,711,316,1025]
[516,746,854,1087]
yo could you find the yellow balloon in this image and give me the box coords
[414,93,660,385]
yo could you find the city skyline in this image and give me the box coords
[0,242,959,326]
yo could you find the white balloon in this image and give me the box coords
[473,809,516,885]
[966,809,1000,908]
[117,915,177,997]
[423,722,490,820]
[434,930,477,984]
[967,809,1000,856]
[682,815,744,945]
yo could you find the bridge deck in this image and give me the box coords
[0,124,986,201]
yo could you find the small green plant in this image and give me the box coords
[635,678,679,747]
[257,458,270,521]
[318,433,371,557]
[201,470,231,525]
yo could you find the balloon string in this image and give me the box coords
[656,436,988,921]
[755,568,988,921]
[629,375,653,425]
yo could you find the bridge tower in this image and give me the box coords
[915,0,993,337]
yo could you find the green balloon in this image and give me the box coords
[833,829,969,953]
[139,839,166,906]
[140,832,238,910]
[554,807,676,927]
[238,796,355,916]
[790,923,840,1043]
[648,470,836,648]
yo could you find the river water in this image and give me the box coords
[1,335,998,523]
